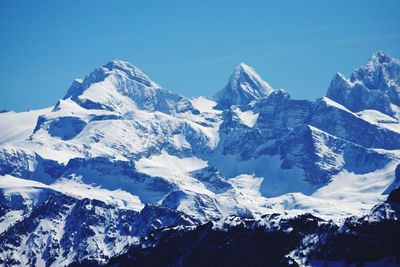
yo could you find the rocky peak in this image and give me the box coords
[326,51,400,116]
[214,63,273,109]
[350,51,400,93]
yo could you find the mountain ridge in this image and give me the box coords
[0,51,400,266]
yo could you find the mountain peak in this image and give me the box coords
[214,63,273,109]
[235,62,252,71]
[370,51,393,64]
[350,51,400,94]
[61,60,196,115]
[64,60,159,101]
[229,62,270,88]
[103,59,160,88]
[327,51,400,115]
[104,59,134,70]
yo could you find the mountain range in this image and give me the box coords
[0,51,400,266]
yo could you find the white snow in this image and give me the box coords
[312,161,398,216]
[0,107,52,144]
[234,63,274,96]
[52,179,144,211]
[324,97,400,133]
[0,175,144,211]
[136,151,208,183]
[0,210,24,233]
[213,62,273,107]
[1,56,400,265]
[322,97,353,113]
[233,107,259,127]
[209,154,317,197]
[0,174,49,189]
[0,84,397,226]
[357,109,400,132]
[190,96,221,114]
[172,134,191,149]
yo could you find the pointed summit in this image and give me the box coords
[214,63,273,109]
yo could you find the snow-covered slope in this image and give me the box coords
[0,175,194,266]
[1,52,400,266]
[0,108,52,144]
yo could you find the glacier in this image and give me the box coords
[0,51,400,266]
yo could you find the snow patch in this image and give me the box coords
[136,151,208,178]
[172,134,191,149]
[190,96,220,114]
[233,107,259,127]
[357,109,400,133]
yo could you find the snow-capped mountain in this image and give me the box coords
[63,60,197,115]
[0,51,400,266]
[213,62,274,109]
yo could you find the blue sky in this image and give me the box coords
[1,0,399,111]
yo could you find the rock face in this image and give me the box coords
[214,90,398,195]
[0,52,400,266]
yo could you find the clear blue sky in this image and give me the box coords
[1,0,399,111]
